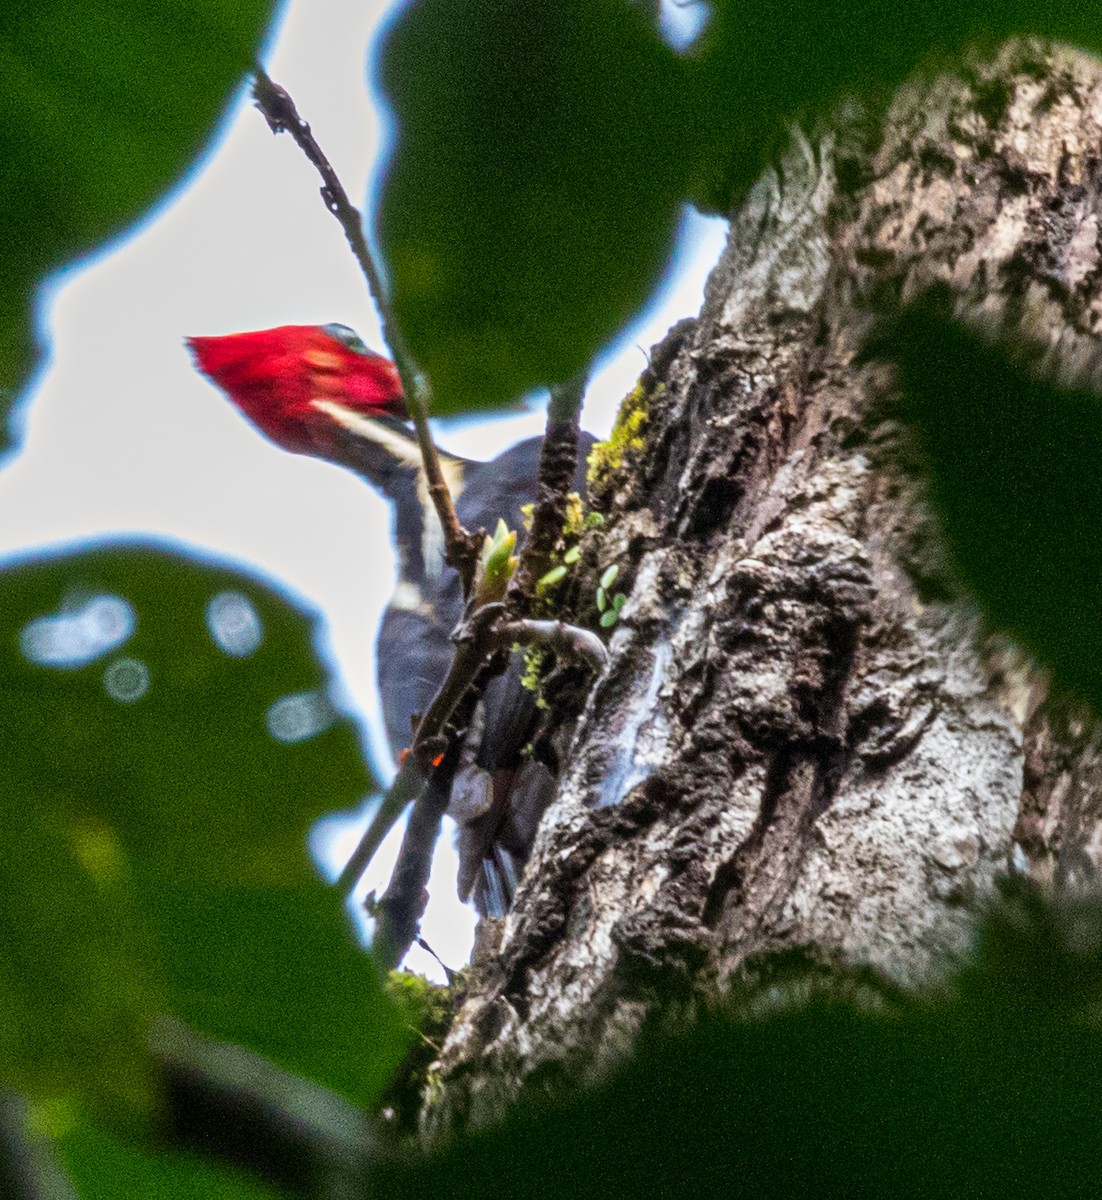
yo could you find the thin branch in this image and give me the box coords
[410,603,504,769]
[337,602,502,902]
[407,383,481,592]
[251,69,403,376]
[337,754,425,897]
[369,765,454,970]
[368,671,489,967]
[251,68,479,594]
[505,371,587,613]
[414,934,457,984]
[496,618,609,670]
[251,73,604,948]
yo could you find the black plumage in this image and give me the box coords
[356,417,593,913]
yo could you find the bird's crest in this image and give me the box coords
[188,324,406,456]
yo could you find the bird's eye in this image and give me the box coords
[322,323,369,355]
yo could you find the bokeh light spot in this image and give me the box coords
[103,656,150,703]
[20,594,136,668]
[266,689,336,744]
[206,590,263,657]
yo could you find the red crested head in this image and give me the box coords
[188,324,406,455]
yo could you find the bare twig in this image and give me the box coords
[251,70,402,374]
[368,700,478,967]
[369,768,452,969]
[497,618,609,670]
[408,391,481,593]
[336,754,425,896]
[251,68,479,594]
[414,935,456,984]
[504,372,587,613]
[410,602,503,770]
[251,73,604,950]
[337,602,501,904]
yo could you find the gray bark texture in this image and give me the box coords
[424,38,1102,1136]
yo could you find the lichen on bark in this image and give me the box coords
[420,39,1102,1141]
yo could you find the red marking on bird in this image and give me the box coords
[188,324,405,455]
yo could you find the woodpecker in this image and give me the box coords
[189,323,591,915]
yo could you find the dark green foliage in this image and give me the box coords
[377,0,692,413]
[377,0,1102,415]
[10,2,1102,1193]
[0,543,407,1126]
[0,0,277,419]
[370,882,1102,1199]
[59,1119,281,1200]
[869,292,1102,708]
[689,0,1102,209]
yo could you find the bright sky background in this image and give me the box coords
[3,0,727,978]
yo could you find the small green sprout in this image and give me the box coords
[600,594,627,628]
[595,564,626,627]
[479,519,518,602]
[563,545,582,565]
[537,564,569,593]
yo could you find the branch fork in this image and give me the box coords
[253,71,604,964]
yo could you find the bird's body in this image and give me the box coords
[189,323,589,914]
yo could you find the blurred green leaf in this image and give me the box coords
[0,0,277,417]
[146,879,403,1110]
[377,0,694,413]
[59,1118,280,1200]
[870,294,1102,708]
[377,0,1102,416]
[0,543,407,1122]
[369,886,1102,1198]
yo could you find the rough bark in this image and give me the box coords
[425,39,1102,1135]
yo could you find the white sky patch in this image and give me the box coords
[3,0,729,979]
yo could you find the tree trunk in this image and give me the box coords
[425,38,1102,1136]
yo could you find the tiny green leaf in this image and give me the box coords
[596,588,607,613]
[537,564,569,592]
[563,545,582,565]
[613,593,627,612]
[600,610,618,629]
[600,565,620,591]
